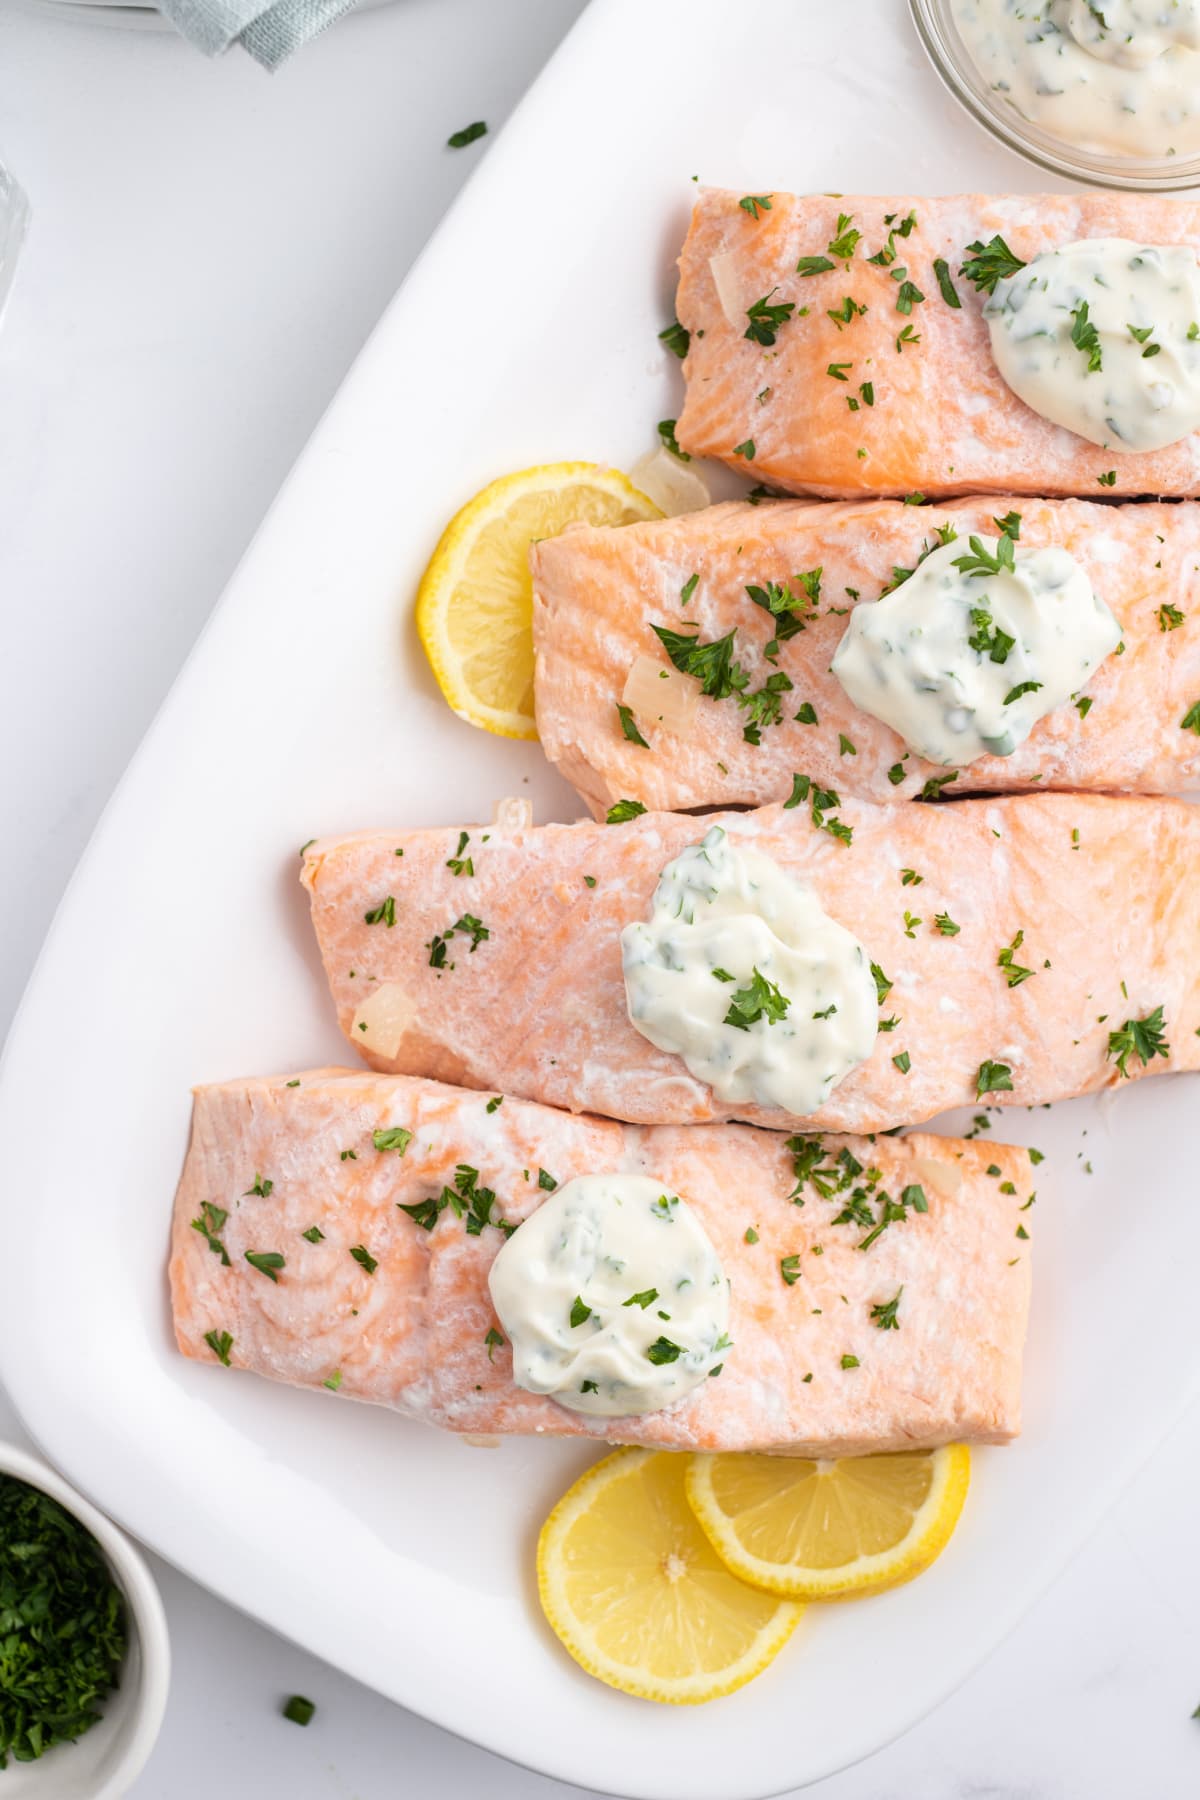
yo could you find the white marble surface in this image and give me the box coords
[0,2,1196,1794]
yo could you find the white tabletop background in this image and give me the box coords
[0,2,1196,1794]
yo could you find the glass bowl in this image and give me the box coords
[910,0,1200,191]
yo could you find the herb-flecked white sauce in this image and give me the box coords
[983,238,1200,451]
[832,532,1121,764]
[487,1174,730,1417]
[952,0,1200,157]
[620,826,877,1117]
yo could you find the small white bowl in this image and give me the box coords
[0,1441,170,1799]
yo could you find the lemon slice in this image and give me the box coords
[415,462,659,739]
[685,1445,970,1603]
[537,1448,803,1704]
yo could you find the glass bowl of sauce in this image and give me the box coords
[910,0,1200,189]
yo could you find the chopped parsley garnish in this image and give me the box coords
[745,290,795,347]
[398,1162,512,1238]
[0,1476,128,1769]
[921,771,959,801]
[745,1226,759,1244]
[245,1250,284,1282]
[813,1003,837,1020]
[1159,603,1185,631]
[657,418,690,461]
[827,361,851,382]
[785,1137,863,1205]
[738,194,773,219]
[887,763,906,786]
[680,572,699,606]
[283,1695,316,1726]
[960,233,1026,293]
[903,911,921,938]
[1076,696,1093,718]
[348,1244,378,1275]
[191,1200,230,1266]
[374,1127,413,1155]
[871,961,893,1004]
[1069,301,1103,374]
[933,257,961,307]
[870,1287,903,1330]
[893,275,924,315]
[659,319,690,358]
[998,930,1034,987]
[204,1329,233,1365]
[428,912,490,964]
[976,1060,1013,1097]
[486,1094,504,1112]
[895,324,920,351]
[796,254,835,277]
[645,1336,683,1365]
[934,912,960,936]
[795,701,819,725]
[902,1184,928,1213]
[323,1370,342,1390]
[724,967,791,1031]
[570,1296,592,1328]
[605,798,647,824]
[782,772,854,845]
[1004,680,1043,705]
[1181,701,1200,734]
[623,1288,659,1309]
[901,868,922,887]
[1127,323,1161,358]
[245,1172,274,1198]
[780,1254,803,1286]
[840,1353,860,1370]
[956,529,1017,580]
[364,895,396,927]
[484,1327,505,1360]
[892,1051,911,1074]
[733,438,756,459]
[747,571,819,653]
[838,733,857,756]
[652,623,746,698]
[1097,470,1117,486]
[538,1168,557,1191]
[650,1193,680,1220]
[1106,1005,1169,1078]
[828,295,868,330]
[445,831,474,877]
[828,213,861,260]
[583,875,597,888]
[301,1225,325,1243]
[616,703,650,747]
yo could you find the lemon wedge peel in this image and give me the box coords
[415,463,659,741]
[537,1447,804,1706]
[685,1444,971,1603]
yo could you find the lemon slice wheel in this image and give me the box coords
[538,1448,804,1705]
[685,1445,970,1603]
[415,462,659,740]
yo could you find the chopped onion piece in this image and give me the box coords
[461,1434,503,1449]
[630,446,711,517]
[910,1155,964,1201]
[493,795,533,831]
[709,251,745,329]
[621,654,701,737]
[352,982,415,1061]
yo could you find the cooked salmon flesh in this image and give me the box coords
[301,793,1200,1133]
[170,1070,1032,1455]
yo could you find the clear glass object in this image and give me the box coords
[910,0,1200,191]
[0,160,28,322]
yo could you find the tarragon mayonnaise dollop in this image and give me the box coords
[487,1174,730,1417]
[983,238,1200,451]
[832,531,1121,765]
[951,0,1200,159]
[620,826,877,1117]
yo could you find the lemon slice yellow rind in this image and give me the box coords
[685,1444,970,1603]
[537,1447,804,1705]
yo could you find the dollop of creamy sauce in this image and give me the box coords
[620,827,877,1117]
[952,0,1200,157]
[983,238,1200,451]
[487,1174,730,1417]
[833,532,1121,765]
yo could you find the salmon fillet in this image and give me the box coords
[532,495,1200,816]
[675,190,1200,498]
[300,793,1200,1133]
[170,1069,1032,1454]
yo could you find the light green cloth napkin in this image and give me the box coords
[157,0,357,68]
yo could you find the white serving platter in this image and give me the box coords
[1,2,1198,1795]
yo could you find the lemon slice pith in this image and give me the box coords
[415,462,660,740]
[685,1445,970,1602]
[537,1448,804,1705]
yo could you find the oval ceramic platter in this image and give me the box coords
[1,2,1197,1796]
